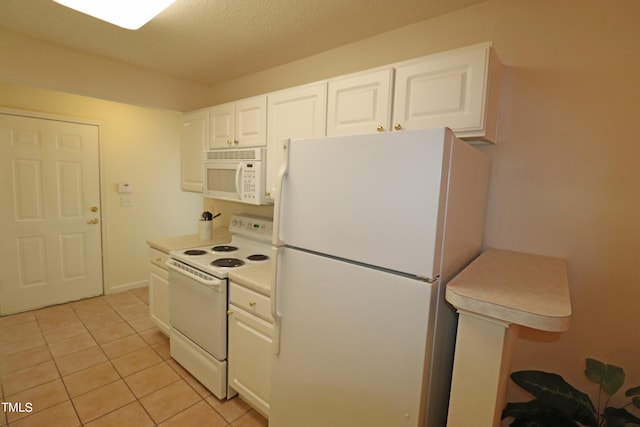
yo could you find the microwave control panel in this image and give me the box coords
[241,163,257,202]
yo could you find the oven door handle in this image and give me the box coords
[166,261,223,290]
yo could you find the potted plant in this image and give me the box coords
[503,358,640,426]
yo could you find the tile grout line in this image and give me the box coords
[1,289,260,427]
[72,290,162,426]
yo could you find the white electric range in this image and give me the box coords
[166,215,272,399]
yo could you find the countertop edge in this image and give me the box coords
[445,248,572,332]
[228,262,272,297]
[445,288,571,332]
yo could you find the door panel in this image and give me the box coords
[0,114,103,315]
[270,247,436,427]
[326,68,393,136]
[278,129,449,279]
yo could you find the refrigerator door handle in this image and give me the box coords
[270,246,284,354]
[271,139,290,247]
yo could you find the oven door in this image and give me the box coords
[167,261,228,360]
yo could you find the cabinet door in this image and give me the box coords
[209,102,235,149]
[235,96,267,147]
[228,305,273,417]
[149,263,170,335]
[393,43,495,138]
[326,68,393,136]
[180,109,208,192]
[266,82,327,200]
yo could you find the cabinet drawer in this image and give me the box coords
[230,282,272,322]
[149,247,170,269]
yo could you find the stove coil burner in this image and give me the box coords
[184,249,208,256]
[212,245,238,252]
[211,258,245,268]
[247,254,269,261]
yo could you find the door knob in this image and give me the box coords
[87,217,99,224]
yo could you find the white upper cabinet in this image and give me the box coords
[180,109,208,192]
[209,95,267,149]
[326,68,394,136]
[393,42,501,142]
[266,82,327,200]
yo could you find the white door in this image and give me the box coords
[235,96,267,147]
[277,129,449,280]
[208,102,235,149]
[228,304,272,416]
[180,109,208,192]
[270,247,435,427]
[326,67,393,136]
[266,82,327,200]
[392,44,490,133]
[0,114,103,315]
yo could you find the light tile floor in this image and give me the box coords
[0,288,268,427]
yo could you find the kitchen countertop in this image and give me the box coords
[445,248,571,332]
[147,227,231,253]
[229,262,272,297]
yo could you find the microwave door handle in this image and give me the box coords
[234,162,243,200]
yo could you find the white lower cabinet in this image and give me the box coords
[148,247,170,335]
[228,282,273,418]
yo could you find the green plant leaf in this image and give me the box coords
[502,400,580,426]
[626,386,640,397]
[510,370,597,427]
[584,358,625,395]
[585,358,606,383]
[603,406,640,425]
[632,395,640,409]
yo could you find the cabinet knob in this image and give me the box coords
[394,123,402,131]
[227,139,232,145]
[227,310,233,316]
[234,139,239,145]
[249,301,256,307]
[86,217,99,224]
[376,125,384,132]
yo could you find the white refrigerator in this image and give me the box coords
[270,128,490,427]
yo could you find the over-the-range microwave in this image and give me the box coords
[204,147,271,205]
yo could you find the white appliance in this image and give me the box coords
[270,128,490,427]
[167,215,272,399]
[204,147,271,205]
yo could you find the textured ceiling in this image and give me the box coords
[0,0,489,87]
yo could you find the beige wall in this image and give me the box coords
[2,0,638,412]
[0,84,203,293]
[0,29,211,111]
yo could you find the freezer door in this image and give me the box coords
[277,128,450,279]
[270,247,437,427]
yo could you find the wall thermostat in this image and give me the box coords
[117,183,132,193]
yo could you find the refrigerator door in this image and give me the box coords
[270,247,436,427]
[276,128,451,280]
